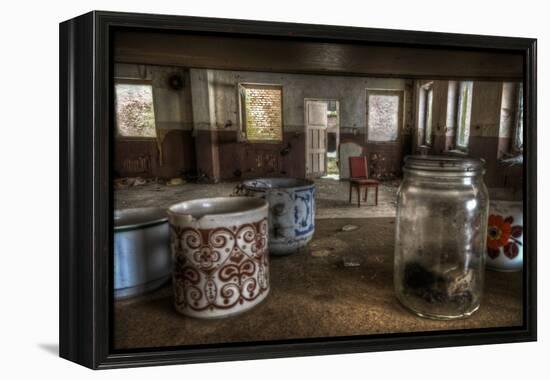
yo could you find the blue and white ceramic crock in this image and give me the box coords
[242,178,316,255]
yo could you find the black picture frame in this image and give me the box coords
[59,11,537,369]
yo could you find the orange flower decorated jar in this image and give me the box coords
[486,201,523,272]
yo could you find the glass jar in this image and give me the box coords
[394,155,489,319]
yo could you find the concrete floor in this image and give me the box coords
[114,217,522,349]
[115,178,400,219]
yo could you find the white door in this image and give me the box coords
[305,100,328,178]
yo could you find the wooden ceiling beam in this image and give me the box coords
[114,31,523,81]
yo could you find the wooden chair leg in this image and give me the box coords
[364,186,368,204]
[357,186,361,207]
[375,185,379,206]
[349,183,352,204]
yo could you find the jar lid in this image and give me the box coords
[404,155,485,174]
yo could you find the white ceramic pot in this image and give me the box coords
[167,197,270,319]
[486,200,523,272]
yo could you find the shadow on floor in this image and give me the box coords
[38,343,59,356]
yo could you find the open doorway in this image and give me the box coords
[304,98,340,179]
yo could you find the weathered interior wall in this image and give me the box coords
[114,63,195,178]
[468,82,522,189]
[412,79,523,189]
[114,63,522,187]
[189,68,412,181]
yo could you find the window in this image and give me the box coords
[367,90,403,142]
[419,83,433,146]
[499,82,523,157]
[239,84,283,142]
[327,100,338,118]
[115,81,156,138]
[455,81,473,149]
[513,84,524,152]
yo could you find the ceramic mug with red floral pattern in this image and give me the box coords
[168,197,271,319]
[486,200,523,272]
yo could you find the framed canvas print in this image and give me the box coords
[59,11,537,369]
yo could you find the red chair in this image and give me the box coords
[348,156,379,207]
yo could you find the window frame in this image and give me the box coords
[511,83,524,154]
[238,83,284,144]
[114,78,158,140]
[420,82,434,146]
[454,81,473,151]
[365,89,404,144]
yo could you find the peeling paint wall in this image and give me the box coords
[196,69,408,133]
[189,68,412,181]
[114,63,521,187]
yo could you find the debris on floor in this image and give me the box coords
[310,248,334,258]
[231,184,245,196]
[114,178,132,190]
[167,178,185,186]
[308,236,349,257]
[114,177,149,189]
[341,224,359,232]
[342,254,363,267]
[133,177,147,186]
